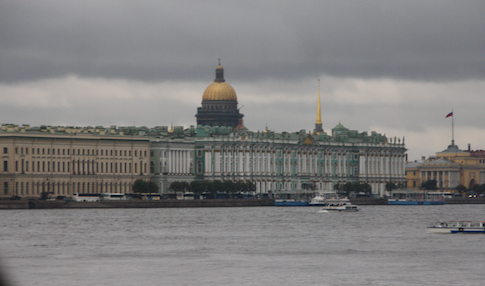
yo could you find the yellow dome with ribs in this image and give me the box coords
[202,82,237,101]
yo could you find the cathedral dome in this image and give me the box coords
[202,82,237,101]
[202,61,238,101]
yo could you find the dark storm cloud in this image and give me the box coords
[1,0,484,83]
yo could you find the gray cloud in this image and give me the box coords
[1,1,485,83]
[1,1,485,161]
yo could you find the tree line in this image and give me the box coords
[169,180,256,196]
[132,179,159,193]
[333,182,372,197]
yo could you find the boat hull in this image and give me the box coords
[428,227,485,234]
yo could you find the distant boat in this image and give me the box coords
[319,198,359,212]
[428,221,485,234]
[309,191,341,206]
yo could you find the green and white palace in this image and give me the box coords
[150,123,406,197]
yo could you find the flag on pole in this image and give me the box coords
[445,112,453,118]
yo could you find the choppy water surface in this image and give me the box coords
[1,205,485,286]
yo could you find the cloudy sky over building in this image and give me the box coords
[1,1,484,160]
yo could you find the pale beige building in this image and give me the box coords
[406,142,485,190]
[0,124,150,198]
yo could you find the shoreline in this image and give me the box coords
[1,198,484,209]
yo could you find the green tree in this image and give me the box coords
[235,181,245,193]
[334,183,343,194]
[342,182,354,196]
[133,179,149,193]
[147,181,159,193]
[190,181,204,196]
[455,184,466,192]
[212,180,224,193]
[421,179,438,190]
[223,180,236,196]
[244,181,256,193]
[361,183,372,196]
[203,180,215,196]
[385,182,397,194]
[169,181,189,193]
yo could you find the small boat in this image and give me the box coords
[309,195,327,206]
[427,221,485,234]
[320,199,359,212]
[309,191,342,206]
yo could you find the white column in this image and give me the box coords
[447,171,450,188]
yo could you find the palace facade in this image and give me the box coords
[0,124,150,198]
[147,123,406,197]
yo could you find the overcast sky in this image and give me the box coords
[1,1,484,160]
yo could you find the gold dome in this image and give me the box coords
[202,81,237,101]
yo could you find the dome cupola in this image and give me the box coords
[202,60,238,101]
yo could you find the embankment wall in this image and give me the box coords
[0,199,275,209]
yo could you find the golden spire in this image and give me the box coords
[315,79,323,134]
[316,79,322,125]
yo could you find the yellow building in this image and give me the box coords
[0,124,151,198]
[406,142,485,190]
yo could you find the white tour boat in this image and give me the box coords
[427,221,485,234]
[319,198,359,212]
[309,191,344,206]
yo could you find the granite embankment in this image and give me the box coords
[0,199,276,209]
[1,198,484,209]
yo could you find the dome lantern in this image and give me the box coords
[215,58,225,83]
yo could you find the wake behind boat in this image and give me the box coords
[428,221,485,234]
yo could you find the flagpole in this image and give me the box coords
[451,109,454,145]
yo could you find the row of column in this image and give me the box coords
[420,170,458,188]
[205,148,358,178]
[167,150,192,174]
[361,153,405,177]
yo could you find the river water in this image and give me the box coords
[1,204,484,286]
